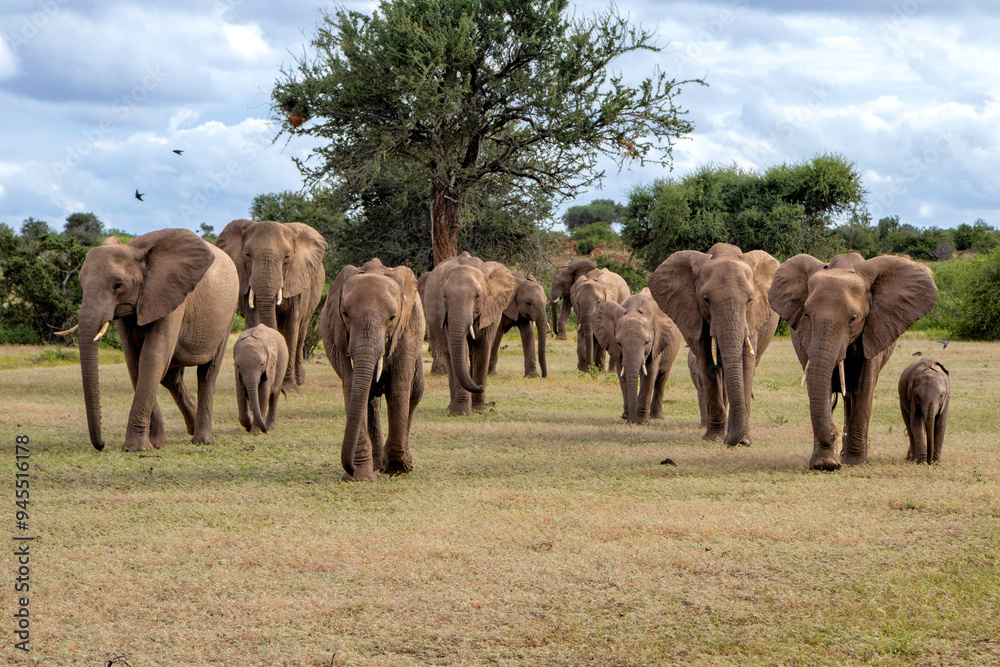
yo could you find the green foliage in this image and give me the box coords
[63,212,105,246]
[562,199,626,231]
[326,160,555,277]
[0,323,41,345]
[273,0,700,260]
[939,251,1000,340]
[953,219,998,253]
[622,155,865,270]
[0,226,87,343]
[572,222,618,255]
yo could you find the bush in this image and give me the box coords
[572,222,618,256]
[595,256,647,293]
[0,324,42,345]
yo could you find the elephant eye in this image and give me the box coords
[702,296,710,304]
[389,314,396,321]
[850,313,858,321]
[113,282,124,292]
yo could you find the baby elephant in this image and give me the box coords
[592,289,682,424]
[233,324,289,435]
[898,358,950,464]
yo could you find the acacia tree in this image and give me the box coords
[272,0,699,265]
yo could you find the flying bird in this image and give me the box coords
[135,189,144,201]
[936,340,949,349]
[172,149,183,155]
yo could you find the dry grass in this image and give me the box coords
[0,331,998,666]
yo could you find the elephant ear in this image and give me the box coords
[281,223,327,298]
[647,250,708,342]
[934,360,949,376]
[479,262,517,330]
[216,219,254,295]
[382,264,420,359]
[502,276,524,321]
[743,250,781,325]
[651,308,678,359]
[768,254,824,330]
[859,256,938,359]
[131,229,215,326]
[592,300,624,351]
[321,264,361,375]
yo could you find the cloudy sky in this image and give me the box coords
[1,0,997,237]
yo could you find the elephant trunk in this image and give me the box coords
[536,314,547,378]
[342,325,383,477]
[249,255,282,329]
[716,317,751,446]
[806,340,842,470]
[449,317,482,393]
[79,315,108,451]
[550,299,560,337]
[623,353,642,424]
[244,370,268,434]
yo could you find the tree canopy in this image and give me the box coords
[621,154,866,270]
[272,0,700,265]
[561,198,626,231]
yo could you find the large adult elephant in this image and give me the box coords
[488,272,548,378]
[322,259,426,481]
[648,243,779,447]
[570,268,630,372]
[549,260,596,339]
[57,230,238,452]
[769,253,937,470]
[216,219,327,390]
[422,252,517,416]
[593,289,682,424]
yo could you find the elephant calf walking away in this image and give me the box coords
[322,259,426,481]
[233,324,289,435]
[898,358,950,464]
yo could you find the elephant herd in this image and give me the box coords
[56,222,945,480]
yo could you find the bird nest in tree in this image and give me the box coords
[280,98,308,128]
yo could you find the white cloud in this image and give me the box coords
[0,35,17,80]
[222,22,274,62]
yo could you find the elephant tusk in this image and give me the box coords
[745,335,755,357]
[839,360,846,399]
[248,288,255,309]
[93,321,110,342]
[801,360,809,388]
[277,288,283,306]
[55,324,79,336]
[375,356,383,383]
[469,325,475,340]
[642,361,648,376]
[619,365,625,377]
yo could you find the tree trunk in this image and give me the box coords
[431,184,465,266]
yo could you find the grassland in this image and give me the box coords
[0,330,997,666]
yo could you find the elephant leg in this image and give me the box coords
[696,347,726,441]
[930,405,947,463]
[294,307,310,386]
[446,353,472,416]
[383,359,419,475]
[517,319,538,378]
[488,319,507,376]
[367,392,384,471]
[236,372,252,433]
[265,388,279,432]
[161,366,197,436]
[557,298,571,339]
[278,312,300,391]
[121,328,168,449]
[593,336,606,372]
[840,359,880,466]
[907,407,928,464]
[428,324,449,376]
[123,321,179,452]
[470,334,492,412]
[619,370,629,420]
[650,365,669,421]
[191,335,228,445]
